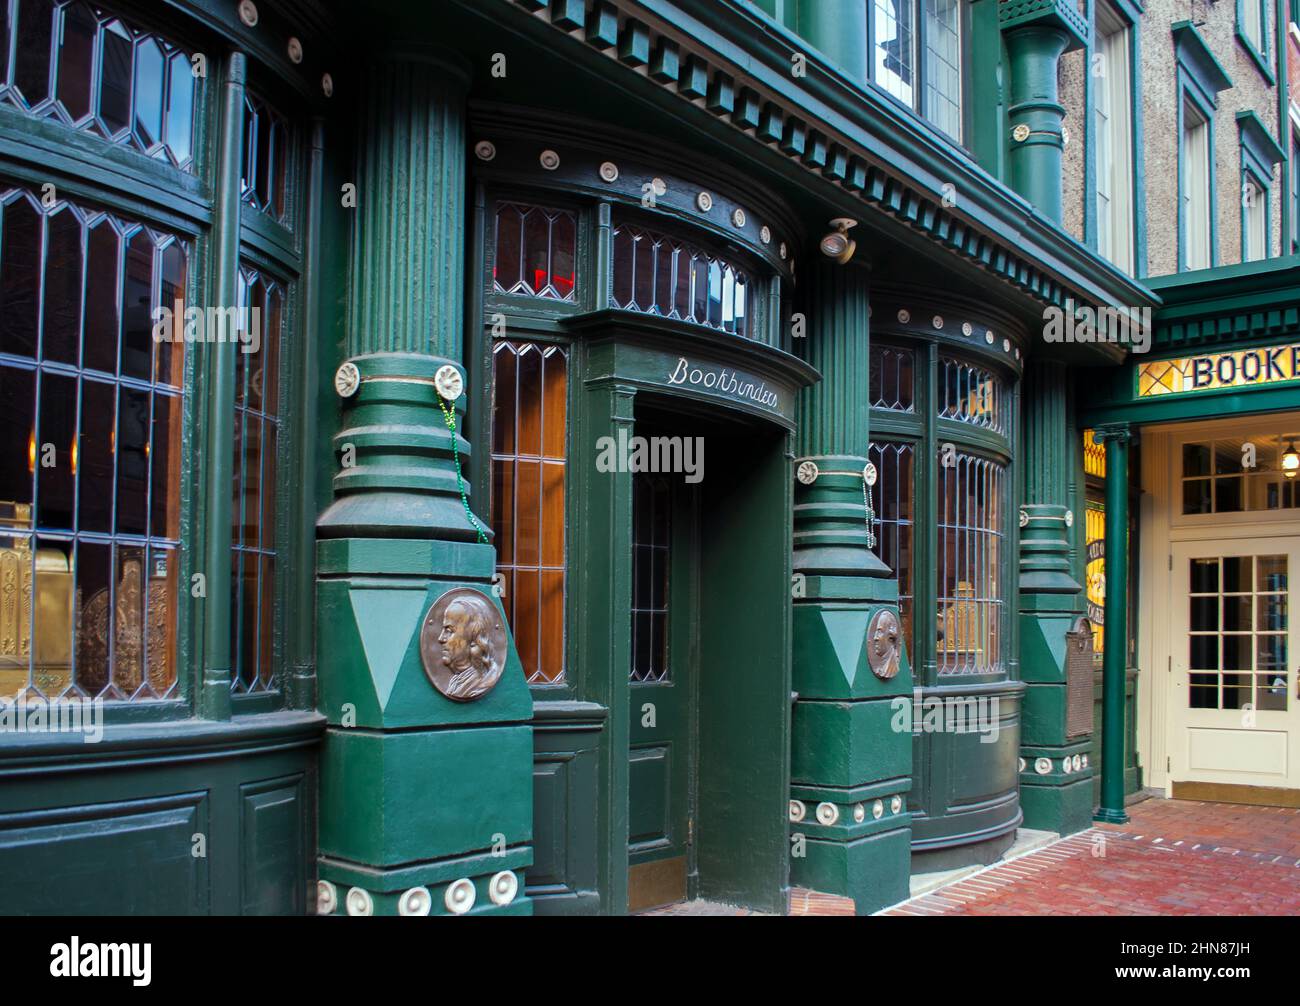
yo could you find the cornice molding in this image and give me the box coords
[478,0,1158,321]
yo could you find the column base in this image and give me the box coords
[318,847,533,916]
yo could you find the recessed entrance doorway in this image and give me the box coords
[623,404,791,913]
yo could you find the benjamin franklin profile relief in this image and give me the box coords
[419,588,507,702]
[866,608,902,681]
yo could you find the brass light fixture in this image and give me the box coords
[819,217,858,264]
[1282,438,1299,478]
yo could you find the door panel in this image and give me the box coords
[1170,538,1299,789]
[627,472,695,911]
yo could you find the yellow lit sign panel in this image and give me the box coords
[1137,344,1300,397]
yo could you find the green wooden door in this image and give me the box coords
[627,472,697,912]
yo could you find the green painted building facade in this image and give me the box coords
[0,0,1297,916]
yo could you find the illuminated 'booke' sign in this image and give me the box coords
[1138,344,1300,397]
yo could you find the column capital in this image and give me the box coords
[998,0,1089,51]
[1092,422,1137,446]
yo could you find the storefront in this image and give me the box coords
[0,0,1222,917]
[1083,259,1300,808]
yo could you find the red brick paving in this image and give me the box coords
[883,798,1300,916]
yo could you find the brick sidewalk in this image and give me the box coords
[883,798,1300,916]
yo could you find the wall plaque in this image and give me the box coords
[1065,616,1094,739]
[419,587,507,702]
[866,608,902,680]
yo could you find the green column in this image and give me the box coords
[1093,423,1131,825]
[197,50,246,722]
[1017,361,1092,834]
[999,4,1086,222]
[314,48,533,917]
[789,262,911,915]
[796,0,868,83]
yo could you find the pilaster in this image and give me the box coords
[789,262,911,914]
[314,48,533,917]
[1018,361,1092,834]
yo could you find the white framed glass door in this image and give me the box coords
[1169,538,1299,788]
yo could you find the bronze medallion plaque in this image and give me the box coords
[418,587,507,702]
[866,608,902,680]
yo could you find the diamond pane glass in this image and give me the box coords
[610,219,751,337]
[0,182,186,702]
[0,3,198,169]
[492,203,577,301]
[491,340,569,684]
[230,267,284,693]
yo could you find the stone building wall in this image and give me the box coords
[1057,0,1284,277]
[1141,0,1283,276]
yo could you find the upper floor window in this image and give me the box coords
[611,218,752,338]
[1095,4,1135,273]
[1237,0,1269,70]
[0,1,197,170]
[870,0,963,142]
[1181,100,1212,270]
[1241,172,1267,261]
[1293,134,1300,255]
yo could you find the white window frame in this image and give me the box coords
[1182,100,1212,271]
[1095,4,1135,273]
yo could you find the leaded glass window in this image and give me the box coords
[922,0,961,140]
[493,203,577,301]
[0,1,197,169]
[869,440,915,661]
[872,0,914,106]
[870,0,963,141]
[939,355,1006,435]
[241,93,289,222]
[611,220,750,338]
[630,473,670,683]
[869,344,914,411]
[0,182,187,700]
[936,451,1005,675]
[230,267,282,693]
[491,340,568,684]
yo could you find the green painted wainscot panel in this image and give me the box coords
[0,713,321,915]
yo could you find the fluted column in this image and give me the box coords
[318,47,479,541]
[793,263,891,580]
[788,261,910,915]
[1017,360,1092,835]
[313,48,532,917]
